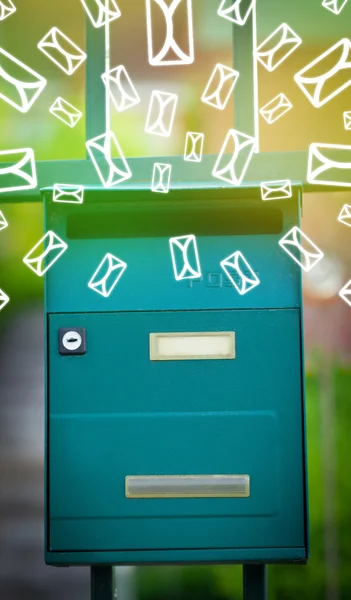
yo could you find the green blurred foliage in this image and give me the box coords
[136,370,351,600]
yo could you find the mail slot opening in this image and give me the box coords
[66,205,283,239]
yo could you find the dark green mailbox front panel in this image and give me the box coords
[44,188,308,566]
[47,309,306,562]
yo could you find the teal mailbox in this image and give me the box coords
[43,184,309,567]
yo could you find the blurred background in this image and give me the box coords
[0,0,351,599]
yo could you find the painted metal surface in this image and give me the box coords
[43,185,308,566]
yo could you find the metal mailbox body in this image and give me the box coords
[43,186,309,566]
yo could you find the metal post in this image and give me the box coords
[85,14,106,144]
[232,5,259,149]
[243,564,267,600]
[91,566,117,600]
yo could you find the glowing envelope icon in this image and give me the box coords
[169,235,202,281]
[88,253,127,297]
[220,251,260,295]
[212,129,256,186]
[23,231,68,277]
[0,288,9,311]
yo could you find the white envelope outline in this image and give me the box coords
[0,210,8,231]
[145,90,178,137]
[81,0,121,28]
[220,251,260,295]
[260,93,293,124]
[217,0,255,26]
[201,64,239,110]
[151,163,172,193]
[88,253,127,298]
[38,27,87,75]
[337,204,351,227]
[343,111,351,130]
[0,47,46,113]
[102,65,140,112]
[0,288,10,311]
[146,0,194,66]
[339,278,351,306]
[279,226,324,272]
[53,184,84,204]
[184,132,204,162]
[0,1,16,21]
[0,148,37,194]
[212,129,256,186]
[169,235,201,281]
[256,23,302,72]
[261,180,292,200]
[49,97,82,128]
[23,231,68,276]
[322,0,348,15]
[86,131,132,187]
[294,39,351,108]
[307,143,351,188]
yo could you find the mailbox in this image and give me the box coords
[43,184,309,567]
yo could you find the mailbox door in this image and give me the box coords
[48,309,306,554]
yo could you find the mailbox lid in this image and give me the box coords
[48,309,307,554]
[45,192,302,313]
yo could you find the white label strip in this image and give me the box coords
[125,474,250,498]
[150,332,235,361]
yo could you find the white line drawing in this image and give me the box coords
[38,27,87,75]
[184,132,205,162]
[220,251,260,295]
[53,184,84,204]
[256,23,302,72]
[145,90,178,137]
[339,279,351,306]
[0,1,16,21]
[49,97,83,128]
[337,204,351,227]
[169,235,201,281]
[88,253,127,297]
[23,231,68,276]
[86,131,132,187]
[294,39,351,107]
[217,0,255,26]
[212,129,256,185]
[102,65,140,112]
[151,163,172,193]
[0,47,46,113]
[307,143,351,188]
[201,63,239,110]
[146,0,194,66]
[0,210,8,231]
[0,288,10,311]
[343,110,351,130]
[260,180,292,200]
[322,0,349,15]
[279,226,324,272]
[0,148,37,194]
[81,0,121,28]
[260,93,292,124]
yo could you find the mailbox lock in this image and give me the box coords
[59,328,86,355]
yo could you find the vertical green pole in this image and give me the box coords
[91,566,117,600]
[85,14,107,144]
[232,5,259,149]
[243,564,267,600]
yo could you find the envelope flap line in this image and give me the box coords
[151,0,192,64]
[232,253,257,284]
[0,62,45,93]
[296,41,351,82]
[0,151,34,183]
[282,233,321,259]
[311,145,351,175]
[41,29,86,61]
